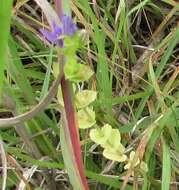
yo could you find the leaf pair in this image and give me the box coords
[76,90,97,129]
[90,124,127,162]
[89,125,149,170]
[62,35,94,83]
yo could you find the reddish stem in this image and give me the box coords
[61,76,89,190]
[54,1,89,189]
[55,0,62,16]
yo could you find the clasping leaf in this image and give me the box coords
[77,107,96,129]
[75,90,97,109]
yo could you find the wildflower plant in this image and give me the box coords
[39,2,150,189]
[32,12,149,184]
[40,12,145,182]
[40,11,95,190]
[40,14,98,131]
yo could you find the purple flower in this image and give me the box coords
[40,15,77,47]
[61,15,77,36]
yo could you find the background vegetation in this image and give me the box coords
[0,0,179,189]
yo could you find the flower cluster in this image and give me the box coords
[40,15,77,47]
[47,15,95,108]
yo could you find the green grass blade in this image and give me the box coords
[40,47,54,100]
[156,28,179,78]
[111,0,125,82]
[127,0,150,17]
[135,28,179,120]
[162,139,171,190]
[0,0,13,97]
[8,37,35,104]
[110,91,150,105]
[79,1,112,115]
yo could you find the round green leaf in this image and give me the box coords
[64,60,94,82]
[77,107,96,129]
[103,129,123,150]
[103,149,127,162]
[89,124,112,145]
[75,90,97,109]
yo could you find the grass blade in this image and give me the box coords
[162,139,171,190]
[40,47,54,100]
[0,0,13,96]
[79,0,113,116]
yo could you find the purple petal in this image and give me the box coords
[69,23,77,36]
[52,21,62,35]
[60,15,77,36]
[40,28,57,43]
[60,15,69,24]
[39,15,77,47]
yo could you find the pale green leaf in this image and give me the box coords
[103,149,127,162]
[89,124,112,145]
[64,60,94,82]
[103,129,123,151]
[75,90,97,109]
[63,35,79,56]
[77,107,96,129]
